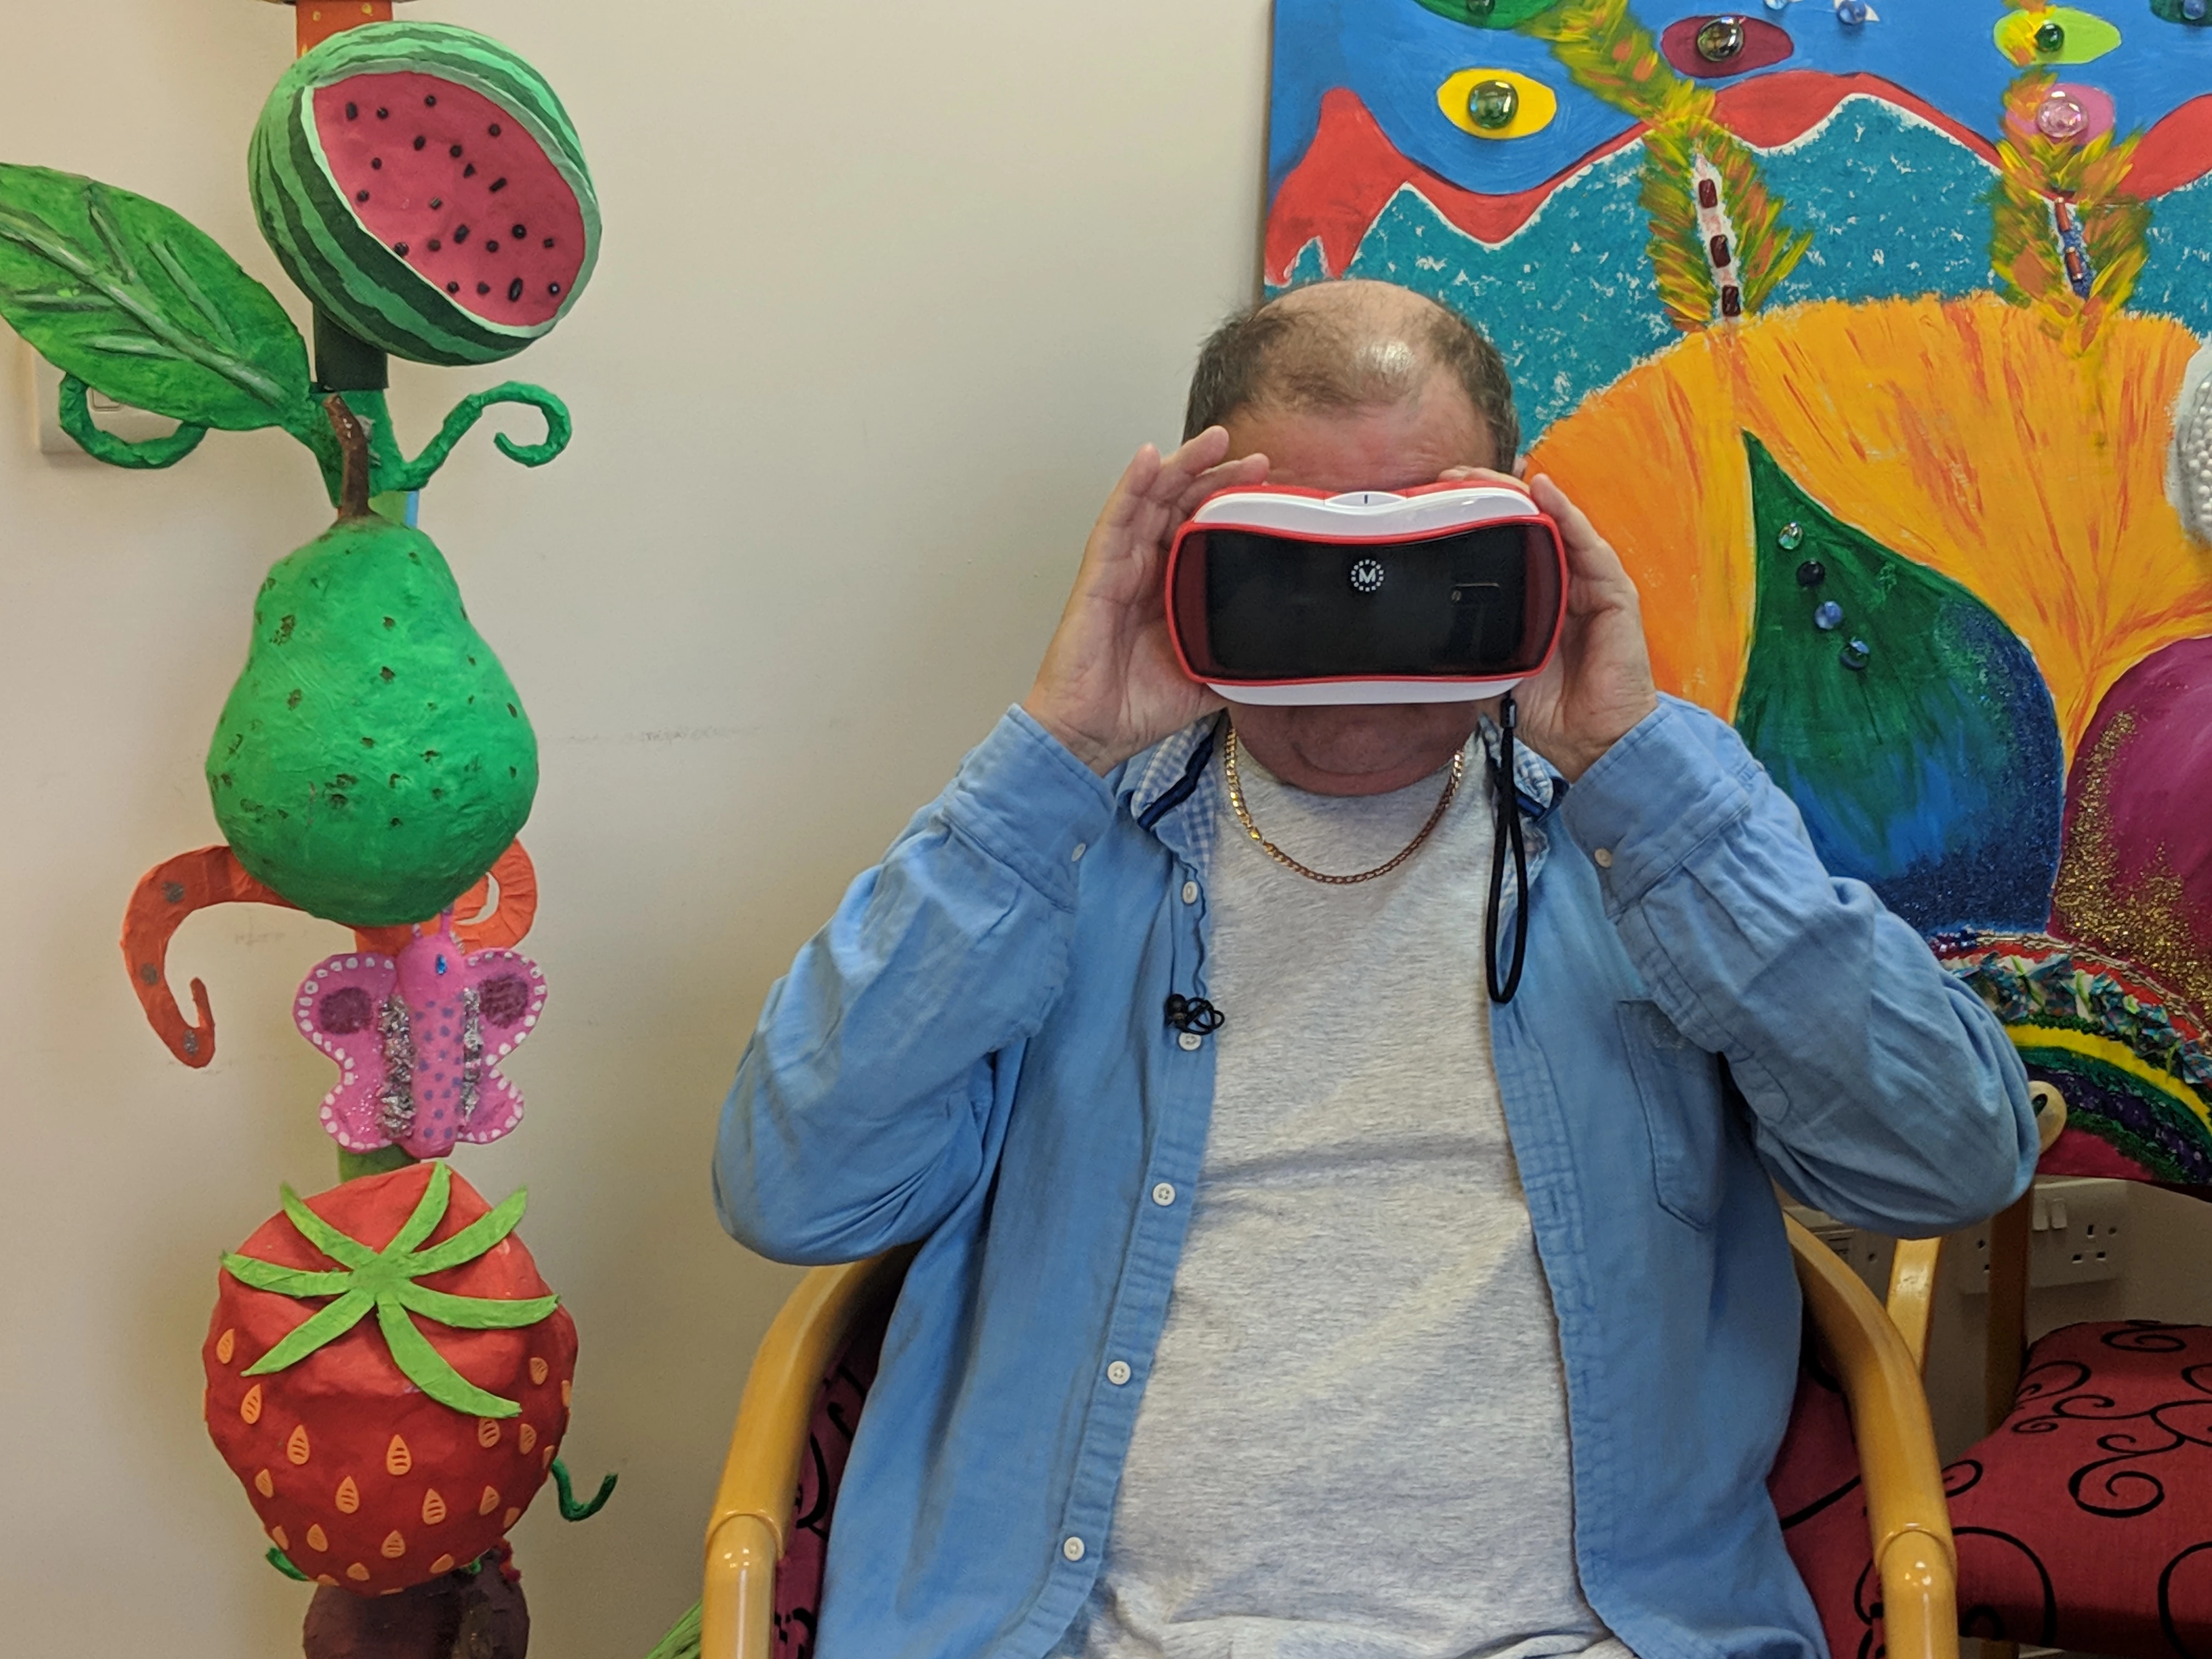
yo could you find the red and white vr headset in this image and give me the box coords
[1164,481,1567,706]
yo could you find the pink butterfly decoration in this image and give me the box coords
[293,916,548,1158]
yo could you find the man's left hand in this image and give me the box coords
[1441,468,1658,783]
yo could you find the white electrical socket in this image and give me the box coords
[1784,1205,1895,1297]
[25,341,185,457]
[1955,1175,2129,1294]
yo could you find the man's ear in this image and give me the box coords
[1514,454,1530,481]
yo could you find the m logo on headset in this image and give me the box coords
[1164,482,1568,705]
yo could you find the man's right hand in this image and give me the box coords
[1023,426,1269,775]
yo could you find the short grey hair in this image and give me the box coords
[1181,285,1521,465]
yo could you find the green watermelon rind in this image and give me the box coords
[250,22,601,368]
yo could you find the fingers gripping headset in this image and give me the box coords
[1163,481,1568,1003]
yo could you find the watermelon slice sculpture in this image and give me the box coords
[252,22,600,366]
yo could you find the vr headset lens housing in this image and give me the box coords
[1165,486,1566,704]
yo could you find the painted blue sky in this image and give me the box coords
[1270,0,2212,201]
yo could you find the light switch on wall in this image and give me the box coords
[25,341,186,457]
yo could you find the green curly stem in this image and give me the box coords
[57,373,207,469]
[380,383,573,495]
[266,1547,312,1582]
[549,1458,617,1522]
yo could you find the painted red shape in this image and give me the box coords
[312,72,586,329]
[1264,89,1645,280]
[2129,94,2212,199]
[2053,635,2212,1001]
[1658,16,1793,80]
[1709,70,2001,163]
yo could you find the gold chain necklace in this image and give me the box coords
[1223,724,1464,886]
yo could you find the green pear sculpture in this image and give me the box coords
[206,398,539,927]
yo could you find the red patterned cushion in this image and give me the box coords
[1948,1320,2212,1657]
[771,1293,893,1659]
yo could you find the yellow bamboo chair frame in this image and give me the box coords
[698,1224,1957,1659]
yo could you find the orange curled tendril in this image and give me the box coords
[122,840,538,1069]
[122,846,294,1068]
[351,841,538,956]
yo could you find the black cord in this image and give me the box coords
[1164,994,1225,1035]
[1485,693,1531,1005]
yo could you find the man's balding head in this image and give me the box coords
[1182,280,1520,466]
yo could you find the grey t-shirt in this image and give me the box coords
[1068,738,1630,1659]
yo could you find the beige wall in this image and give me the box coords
[0,2,1268,1652]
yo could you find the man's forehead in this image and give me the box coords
[1223,376,1496,489]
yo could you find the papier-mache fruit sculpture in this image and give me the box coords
[0,7,613,1656]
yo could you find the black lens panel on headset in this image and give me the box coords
[1172,521,1560,682]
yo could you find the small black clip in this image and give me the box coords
[1164,994,1225,1035]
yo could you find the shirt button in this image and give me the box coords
[1177,1030,1203,1051]
[1107,1360,1132,1386]
[1593,847,1614,869]
[1152,1181,1176,1207]
[1071,842,1087,862]
[1063,1535,1087,1562]
[1181,881,1199,904]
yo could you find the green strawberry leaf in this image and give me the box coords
[224,1170,558,1418]
[0,163,315,437]
[375,1296,523,1418]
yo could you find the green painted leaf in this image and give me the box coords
[0,163,313,435]
[1730,435,2064,935]
[241,1288,376,1375]
[396,1282,561,1330]
[375,1295,522,1418]
[405,1184,528,1277]
[277,1184,378,1269]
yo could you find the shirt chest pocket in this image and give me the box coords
[1618,1000,1726,1230]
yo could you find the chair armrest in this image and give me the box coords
[1786,1216,1959,1659]
[699,1250,912,1659]
[1886,1237,1944,1376]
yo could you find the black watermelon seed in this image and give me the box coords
[371,157,383,170]
[543,237,555,249]
[476,281,491,296]
[489,122,503,137]
[489,177,509,193]
[548,281,561,295]
[346,102,359,119]
[394,241,410,256]
[425,94,437,106]
[511,224,526,238]
[356,190,370,202]
[447,281,460,294]
[486,239,500,252]
[464,163,478,178]
[427,238,441,251]
[453,224,469,242]
[376,108,388,119]
[508,278,524,302]
[450,143,464,157]
[413,135,426,150]
[429,197,442,209]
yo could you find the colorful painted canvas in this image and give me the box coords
[1266,0,2212,1185]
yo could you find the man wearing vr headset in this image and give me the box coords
[715,280,2038,1659]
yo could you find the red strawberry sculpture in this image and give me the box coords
[204,1163,577,1599]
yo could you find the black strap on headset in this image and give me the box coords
[1485,692,1531,1006]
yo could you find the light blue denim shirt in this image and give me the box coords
[715,697,2036,1659]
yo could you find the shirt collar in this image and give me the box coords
[1115,707,1564,885]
